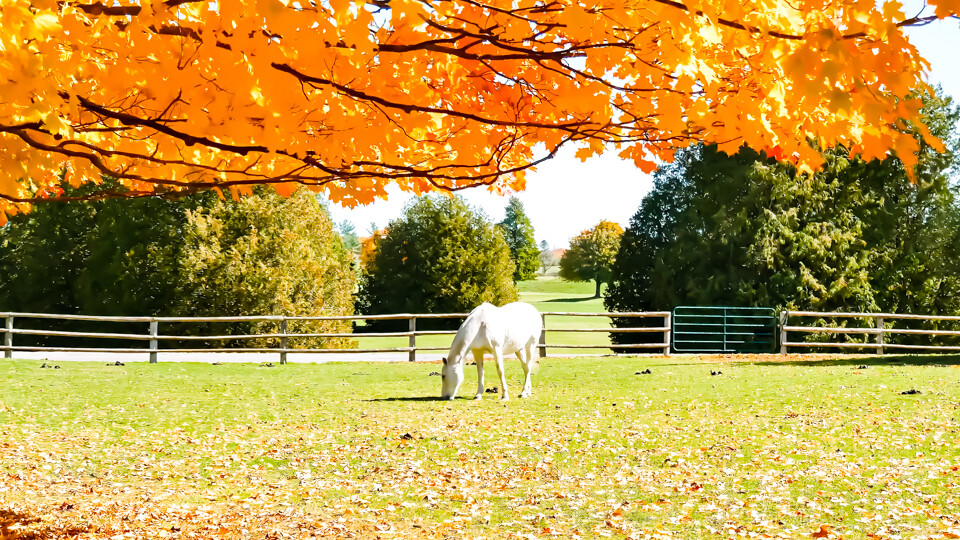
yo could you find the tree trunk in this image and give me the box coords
[594,279,602,298]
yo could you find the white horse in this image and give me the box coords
[440,301,543,401]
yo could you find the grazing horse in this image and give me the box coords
[440,302,543,400]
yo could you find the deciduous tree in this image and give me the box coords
[175,188,357,348]
[0,178,184,317]
[498,197,540,282]
[559,221,624,298]
[538,240,557,275]
[1,0,955,220]
[0,185,356,348]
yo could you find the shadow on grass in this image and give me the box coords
[366,396,457,402]
[743,354,960,367]
[543,297,601,304]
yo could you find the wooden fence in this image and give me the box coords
[0,311,672,363]
[780,310,960,354]
[15,309,960,360]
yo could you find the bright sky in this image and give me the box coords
[328,10,960,249]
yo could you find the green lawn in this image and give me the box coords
[354,275,625,355]
[520,274,606,312]
[520,275,620,354]
[3,355,960,538]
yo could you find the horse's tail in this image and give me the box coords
[529,338,542,373]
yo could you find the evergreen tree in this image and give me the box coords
[338,220,361,255]
[356,196,518,328]
[497,197,540,282]
[538,240,555,274]
[75,195,189,316]
[606,91,960,328]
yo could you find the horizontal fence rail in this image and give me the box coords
[0,310,672,363]
[11,308,960,361]
[780,311,960,354]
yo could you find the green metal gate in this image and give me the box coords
[671,306,778,353]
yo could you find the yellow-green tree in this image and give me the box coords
[559,221,624,298]
[176,188,356,348]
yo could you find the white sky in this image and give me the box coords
[329,10,960,249]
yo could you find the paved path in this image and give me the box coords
[10,350,426,364]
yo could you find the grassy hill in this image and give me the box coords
[354,273,620,356]
[518,274,615,354]
[518,273,605,312]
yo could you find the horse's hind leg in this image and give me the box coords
[519,343,535,398]
[472,349,485,400]
[493,348,509,400]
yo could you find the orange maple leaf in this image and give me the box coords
[811,524,837,538]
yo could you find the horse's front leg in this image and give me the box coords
[472,349,485,400]
[493,348,509,400]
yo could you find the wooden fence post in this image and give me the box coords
[408,316,417,362]
[149,320,158,363]
[663,312,671,355]
[539,313,547,358]
[4,315,12,359]
[780,311,788,354]
[876,316,884,355]
[279,317,288,365]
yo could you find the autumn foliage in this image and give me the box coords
[1,0,957,221]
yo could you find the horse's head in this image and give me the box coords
[440,356,463,400]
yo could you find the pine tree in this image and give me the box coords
[497,197,540,282]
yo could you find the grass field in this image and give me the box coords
[3,354,960,539]
[354,274,620,355]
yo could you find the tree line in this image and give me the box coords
[2,92,958,350]
[0,188,553,344]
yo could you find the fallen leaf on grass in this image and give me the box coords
[812,524,839,538]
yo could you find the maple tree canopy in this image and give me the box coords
[1,0,958,222]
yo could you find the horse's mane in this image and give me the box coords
[446,304,493,364]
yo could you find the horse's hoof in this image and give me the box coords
[500,395,509,401]
[474,394,482,400]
